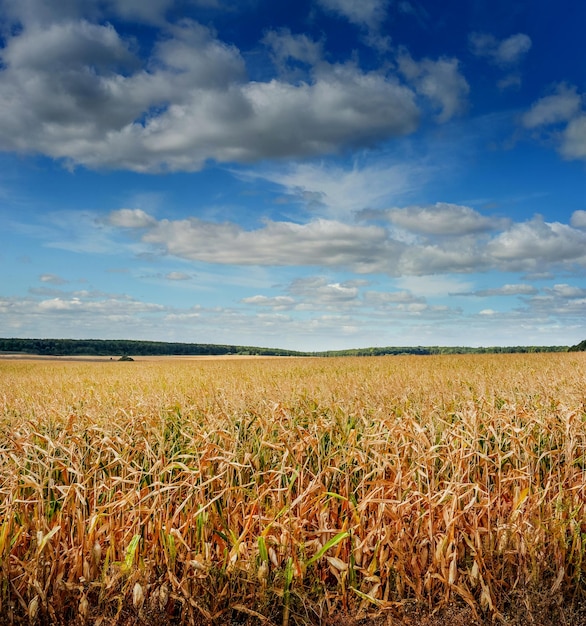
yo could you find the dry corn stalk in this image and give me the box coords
[0,353,584,623]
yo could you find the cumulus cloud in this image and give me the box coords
[40,273,68,285]
[570,210,586,229]
[0,292,281,347]
[363,289,423,305]
[2,287,581,350]
[165,271,191,280]
[316,0,389,31]
[544,284,586,299]
[107,208,403,273]
[2,0,226,28]
[263,29,323,69]
[469,32,531,91]
[103,0,177,24]
[399,244,488,275]
[561,115,586,160]
[107,208,586,277]
[4,19,137,72]
[242,276,427,315]
[37,296,166,314]
[522,287,586,321]
[241,295,296,310]
[457,284,538,297]
[469,32,532,66]
[522,84,582,129]
[288,276,362,306]
[397,51,469,122]
[108,208,158,228]
[234,65,419,158]
[140,215,400,273]
[362,202,508,236]
[1,0,85,27]
[522,84,586,161]
[0,11,420,171]
[486,216,586,271]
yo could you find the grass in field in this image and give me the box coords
[0,354,585,624]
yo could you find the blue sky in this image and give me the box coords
[0,0,585,351]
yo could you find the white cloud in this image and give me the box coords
[40,273,68,285]
[522,84,586,162]
[363,289,422,305]
[397,51,469,122]
[364,202,508,236]
[153,20,246,88]
[263,29,323,69]
[103,0,176,24]
[138,215,400,273]
[316,0,389,30]
[399,244,488,275]
[244,159,424,218]
[1,0,85,28]
[37,296,166,314]
[233,65,419,159]
[107,208,586,278]
[0,14,420,171]
[241,295,295,310]
[2,0,225,28]
[240,276,441,319]
[522,84,582,129]
[289,276,361,306]
[0,290,268,347]
[469,32,531,91]
[108,208,157,228]
[1,288,582,351]
[4,19,136,73]
[458,284,538,297]
[165,272,191,280]
[495,34,532,65]
[241,277,429,315]
[393,276,474,297]
[561,114,586,160]
[570,210,586,229]
[469,32,532,66]
[486,216,586,271]
[486,284,538,296]
[544,284,586,299]
[522,288,586,321]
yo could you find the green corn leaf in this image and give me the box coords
[258,536,268,563]
[305,531,349,568]
[123,534,141,573]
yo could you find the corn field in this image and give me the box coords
[1,353,585,625]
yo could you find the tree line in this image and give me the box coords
[0,338,303,357]
[568,338,586,352]
[316,344,570,356]
[0,337,576,357]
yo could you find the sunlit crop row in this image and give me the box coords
[1,354,585,624]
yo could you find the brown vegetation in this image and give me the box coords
[1,354,585,625]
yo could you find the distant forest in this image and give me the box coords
[0,338,302,357]
[569,338,586,352]
[0,337,579,357]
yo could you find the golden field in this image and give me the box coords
[1,353,585,625]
